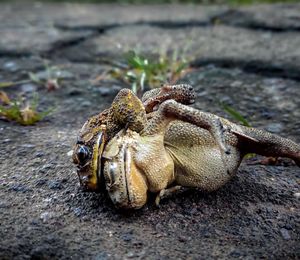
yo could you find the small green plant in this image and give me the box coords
[221,103,251,127]
[110,50,192,96]
[0,93,53,125]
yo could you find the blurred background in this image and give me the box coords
[0,0,298,4]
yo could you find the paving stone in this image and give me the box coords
[0,2,299,260]
[0,3,223,28]
[214,4,300,31]
[0,26,93,54]
[59,24,300,69]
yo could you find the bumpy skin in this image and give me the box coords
[142,84,197,113]
[72,88,146,191]
[73,84,197,191]
[102,85,300,209]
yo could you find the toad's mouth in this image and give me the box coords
[104,141,132,207]
[103,131,148,209]
[92,130,106,189]
[77,131,106,191]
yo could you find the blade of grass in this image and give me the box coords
[0,80,32,88]
[28,72,42,84]
[221,103,251,127]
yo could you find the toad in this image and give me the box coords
[73,85,300,209]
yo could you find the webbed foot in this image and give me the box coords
[155,186,184,207]
[142,84,197,113]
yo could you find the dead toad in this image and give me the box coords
[73,84,196,191]
[73,84,300,209]
[100,85,300,209]
[72,88,147,191]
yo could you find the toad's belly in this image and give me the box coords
[164,121,243,191]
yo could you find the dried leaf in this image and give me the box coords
[46,78,60,92]
[0,95,52,125]
[21,105,38,124]
[0,91,11,105]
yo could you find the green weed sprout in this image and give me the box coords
[110,50,192,96]
[0,94,53,125]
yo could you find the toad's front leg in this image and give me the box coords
[142,84,197,113]
[155,186,190,206]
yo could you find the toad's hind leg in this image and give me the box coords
[142,100,232,174]
[234,127,300,166]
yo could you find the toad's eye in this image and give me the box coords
[76,145,90,165]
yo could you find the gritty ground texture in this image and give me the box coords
[0,2,300,259]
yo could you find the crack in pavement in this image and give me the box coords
[47,8,300,58]
[0,50,32,58]
[48,19,210,57]
[1,8,300,82]
[2,52,300,83]
[54,16,300,33]
[2,11,300,59]
[41,31,101,58]
[210,9,300,33]
[191,58,300,82]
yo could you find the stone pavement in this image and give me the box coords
[0,2,299,259]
